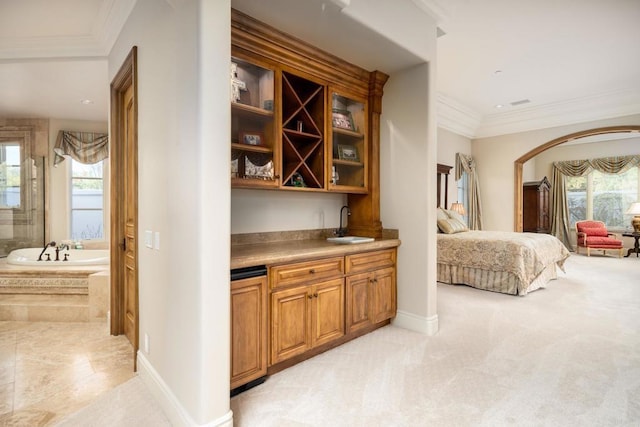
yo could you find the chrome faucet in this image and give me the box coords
[336,205,351,237]
[38,241,56,261]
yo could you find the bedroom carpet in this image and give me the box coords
[231,253,640,426]
[50,253,639,426]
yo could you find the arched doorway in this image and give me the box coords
[513,125,640,231]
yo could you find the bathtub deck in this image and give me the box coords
[0,260,109,322]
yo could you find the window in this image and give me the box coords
[71,159,104,240]
[0,143,21,209]
[456,172,469,220]
[567,166,639,229]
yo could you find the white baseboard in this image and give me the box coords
[137,352,234,427]
[392,310,439,335]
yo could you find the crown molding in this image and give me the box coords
[0,0,136,60]
[436,92,482,139]
[474,88,640,139]
[438,87,640,140]
[410,0,450,28]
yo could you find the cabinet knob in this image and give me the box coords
[309,269,316,274]
[308,294,313,299]
[313,293,318,298]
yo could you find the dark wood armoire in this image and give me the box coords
[523,176,551,233]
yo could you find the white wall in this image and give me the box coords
[48,119,108,243]
[109,0,231,425]
[231,190,346,233]
[381,62,437,334]
[437,127,471,209]
[472,114,640,231]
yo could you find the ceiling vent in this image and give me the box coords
[510,99,531,106]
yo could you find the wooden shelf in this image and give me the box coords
[231,102,274,118]
[333,159,363,167]
[332,127,363,139]
[231,142,273,154]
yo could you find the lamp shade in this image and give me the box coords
[626,202,640,215]
[450,202,466,216]
[626,202,640,232]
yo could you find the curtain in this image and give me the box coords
[54,131,108,166]
[550,154,640,249]
[455,153,483,230]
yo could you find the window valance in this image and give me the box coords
[553,155,640,177]
[54,131,108,166]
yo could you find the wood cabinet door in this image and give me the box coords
[312,278,345,347]
[345,271,371,333]
[271,285,312,364]
[231,276,268,389]
[370,266,396,324]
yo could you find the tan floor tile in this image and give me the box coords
[0,321,133,426]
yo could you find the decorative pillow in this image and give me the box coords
[437,208,450,221]
[437,218,469,234]
[580,227,609,237]
[444,209,465,223]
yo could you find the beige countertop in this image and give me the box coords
[231,237,401,269]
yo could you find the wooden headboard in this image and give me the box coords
[437,163,453,208]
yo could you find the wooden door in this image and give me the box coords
[370,266,396,324]
[345,272,371,333]
[123,83,138,347]
[231,276,268,389]
[110,47,138,366]
[312,278,345,347]
[270,285,311,364]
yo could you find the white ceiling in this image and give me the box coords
[1,0,639,138]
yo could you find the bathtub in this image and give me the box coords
[6,248,109,266]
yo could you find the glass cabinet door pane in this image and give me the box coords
[330,93,366,191]
[231,57,277,187]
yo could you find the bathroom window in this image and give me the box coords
[0,143,21,209]
[70,159,104,240]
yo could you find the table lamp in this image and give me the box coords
[450,202,466,216]
[626,202,640,232]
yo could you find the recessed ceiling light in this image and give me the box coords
[494,70,502,75]
[495,104,504,109]
[80,99,93,105]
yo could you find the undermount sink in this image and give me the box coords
[326,236,375,244]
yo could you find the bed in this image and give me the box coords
[437,229,570,295]
[436,164,569,295]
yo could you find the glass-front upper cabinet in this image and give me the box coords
[328,91,367,193]
[230,57,278,188]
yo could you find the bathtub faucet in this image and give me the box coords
[37,241,56,261]
[55,244,70,261]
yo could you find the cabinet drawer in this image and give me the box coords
[270,257,344,289]
[346,249,396,274]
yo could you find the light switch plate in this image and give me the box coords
[145,230,153,248]
[154,232,160,250]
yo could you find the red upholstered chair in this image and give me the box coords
[575,220,623,257]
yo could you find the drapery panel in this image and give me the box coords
[550,154,640,249]
[455,153,483,230]
[54,131,108,166]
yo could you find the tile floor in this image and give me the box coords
[0,321,134,426]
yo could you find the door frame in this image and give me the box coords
[110,46,139,344]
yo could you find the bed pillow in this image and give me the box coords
[437,208,450,221]
[444,209,465,223]
[437,217,469,234]
[580,227,609,237]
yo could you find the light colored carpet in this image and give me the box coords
[56,253,640,426]
[231,254,640,426]
[52,376,170,427]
